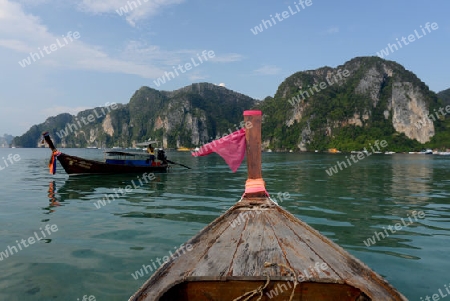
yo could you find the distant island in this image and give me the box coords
[13,56,450,152]
[438,88,450,106]
[1,134,15,148]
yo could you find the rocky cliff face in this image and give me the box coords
[259,56,441,151]
[391,82,434,143]
[13,83,257,148]
[122,83,256,148]
[13,57,445,151]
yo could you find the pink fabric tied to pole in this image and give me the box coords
[191,128,246,172]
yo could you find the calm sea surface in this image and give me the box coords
[0,148,449,300]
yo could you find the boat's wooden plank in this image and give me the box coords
[230,210,266,276]
[252,211,289,278]
[132,207,247,300]
[275,207,404,299]
[231,210,288,277]
[264,210,342,282]
[189,209,247,277]
[255,209,288,276]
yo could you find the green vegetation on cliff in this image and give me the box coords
[13,83,257,148]
[258,57,445,152]
[13,57,449,151]
[438,88,450,106]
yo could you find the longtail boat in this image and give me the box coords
[129,111,407,301]
[42,132,170,175]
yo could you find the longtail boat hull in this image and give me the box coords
[55,153,168,175]
[42,132,169,175]
[129,111,407,301]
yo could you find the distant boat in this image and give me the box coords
[351,150,370,154]
[437,152,450,155]
[328,148,340,153]
[42,132,171,175]
[419,149,433,155]
[129,110,407,301]
[177,147,191,151]
[385,151,395,155]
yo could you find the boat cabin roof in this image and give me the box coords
[104,150,151,157]
[135,140,160,147]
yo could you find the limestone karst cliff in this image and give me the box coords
[13,83,257,148]
[258,56,443,151]
[13,57,447,151]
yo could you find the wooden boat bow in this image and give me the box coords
[129,111,407,301]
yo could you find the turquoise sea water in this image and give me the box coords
[0,148,449,300]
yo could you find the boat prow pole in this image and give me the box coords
[42,132,58,152]
[42,132,62,175]
[242,110,268,199]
